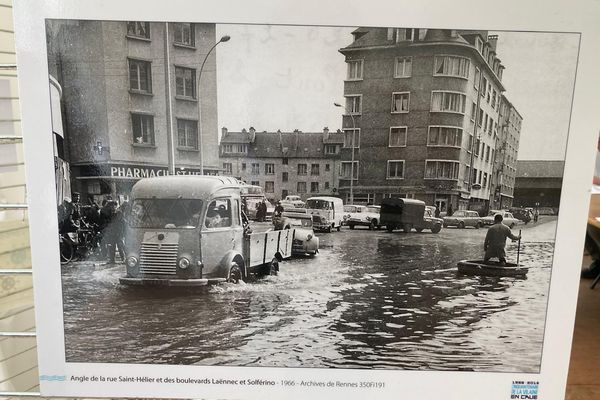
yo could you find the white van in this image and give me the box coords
[306,196,344,232]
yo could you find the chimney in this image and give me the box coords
[221,127,228,137]
[487,34,498,52]
[249,126,256,143]
[323,127,330,141]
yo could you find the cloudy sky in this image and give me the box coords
[216,25,580,160]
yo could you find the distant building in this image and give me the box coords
[338,28,519,211]
[513,160,564,209]
[219,127,344,201]
[46,20,220,203]
[491,95,523,209]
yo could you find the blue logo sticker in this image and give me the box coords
[511,380,539,399]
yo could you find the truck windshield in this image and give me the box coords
[129,198,203,229]
[306,200,331,210]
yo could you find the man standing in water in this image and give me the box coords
[484,214,521,265]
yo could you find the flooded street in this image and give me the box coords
[62,218,556,373]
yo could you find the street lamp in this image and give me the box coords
[334,102,356,204]
[198,35,230,174]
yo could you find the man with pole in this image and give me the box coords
[484,214,522,266]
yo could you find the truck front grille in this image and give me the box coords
[139,242,178,275]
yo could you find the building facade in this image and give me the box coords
[219,127,344,201]
[491,94,523,209]
[514,160,564,210]
[338,28,518,212]
[46,20,220,203]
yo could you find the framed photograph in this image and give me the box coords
[13,0,600,399]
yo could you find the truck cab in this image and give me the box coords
[306,196,344,232]
[120,176,292,286]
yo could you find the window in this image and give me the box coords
[127,22,150,39]
[282,157,288,165]
[345,95,361,114]
[131,113,154,145]
[347,60,363,80]
[223,163,233,175]
[391,92,410,113]
[431,91,466,113]
[478,107,484,126]
[177,119,198,149]
[491,89,497,108]
[251,163,260,175]
[175,66,196,99]
[394,57,412,78]
[464,165,470,183]
[471,102,477,121]
[325,145,338,154]
[311,164,320,176]
[325,182,330,189]
[487,82,492,103]
[433,55,470,78]
[282,172,288,182]
[473,168,478,183]
[264,164,275,175]
[297,182,307,193]
[474,138,481,156]
[427,126,462,147]
[483,114,488,132]
[343,129,360,148]
[311,182,319,193]
[297,164,307,175]
[265,181,274,193]
[424,160,460,180]
[129,59,152,93]
[389,127,407,147]
[325,164,330,172]
[340,161,359,180]
[485,145,490,162]
[467,134,474,152]
[474,67,480,88]
[205,199,232,229]
[481,77,488,98]
[173,23,194,46]
[476,37,483,54]
[387,160,405,179]
[251,181,259,186]
[241,163,246,171]
[394,28,415,42]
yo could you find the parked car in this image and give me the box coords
[343,205,382,230]
[280,195,305,209]
[509,207,533,223]
[280,211,319,256]
[380,198,443,233]
[482,210,520,228]
[443,210,483,229]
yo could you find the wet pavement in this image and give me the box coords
[61,217,557,372]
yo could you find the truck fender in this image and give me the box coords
[274,252,284,262]
[219,250,247,279]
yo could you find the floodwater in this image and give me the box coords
[62,218,556,372]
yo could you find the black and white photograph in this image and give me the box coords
[46,20,579,373]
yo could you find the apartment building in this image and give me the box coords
[46,20,220,202]
[338,28,518,211]
[219,127,344,201]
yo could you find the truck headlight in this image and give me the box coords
[126,256,138,268]
[307,233,313,241]
[178,257,190,269]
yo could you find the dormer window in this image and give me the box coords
[393,28,416,43]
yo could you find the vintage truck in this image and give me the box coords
[380,198,443,233]
[119,176,293,286]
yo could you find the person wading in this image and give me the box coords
[484,214,521,265]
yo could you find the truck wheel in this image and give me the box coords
[402,224,412,233]
[349,224,355,230]
[431,225,442,233]
[415,228,423,233]
[369,220,376,230]
[386,225,395,232]
[227,262,243,283]
[476,222,481,229]
[458,221,465,229]
[327,225,332,233]
[336,225,341,232]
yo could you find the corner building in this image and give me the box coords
[339,28,513,212]
[46,20,220,203]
